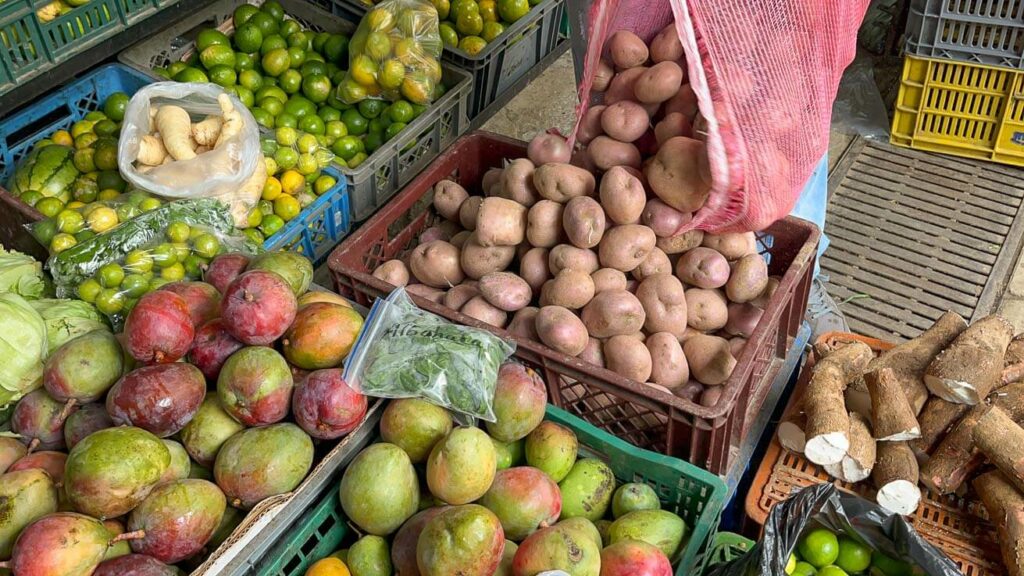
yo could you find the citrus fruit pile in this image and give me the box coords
[789,527,917,576]
[433,0,536,54]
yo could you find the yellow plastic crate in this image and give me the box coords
[891,54,1024,166]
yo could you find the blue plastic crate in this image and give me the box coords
[264,164,351,266]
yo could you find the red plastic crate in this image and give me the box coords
[327,131,821,474]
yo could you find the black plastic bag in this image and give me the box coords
[708,484,961,576]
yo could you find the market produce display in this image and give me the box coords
[0,250,369,575]
[300,362,687,576]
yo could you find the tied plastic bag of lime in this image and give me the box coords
[344,287,514,422]
[337,0,445,104]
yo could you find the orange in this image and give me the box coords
[350,54,379,86]
[274,195,301,221]
[478,0,498,22]
[280,170,305,195]
[262,176,283,200]
[51,129,73,147]
[305,557,350,576]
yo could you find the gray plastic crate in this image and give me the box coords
[118,0,472,223]
[905,0,1024,70]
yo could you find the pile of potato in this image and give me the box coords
[370,27,779,405]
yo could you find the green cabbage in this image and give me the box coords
[0,245,49,300]
[0,293,47,410]
[29,298,110,355]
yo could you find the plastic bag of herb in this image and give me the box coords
[344,287,514,422]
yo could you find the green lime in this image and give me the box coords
[98,262,125,288]
[125,249,154,274]
[116,203,142,223]
[792,562,818,576]
[258,199,274,216]
[389,100,414,123]
[364,130,384,154]
[835,537,871,574]
[120,274,150,298]
[82,111,107,123]
[456,10,484,35]
[171,242,191,263]
[126,190,149,206]
[482,21,504,42]
[257,85,289,104]
[323,34,349,63]
[261,34,288,56]
[364,30,392,60]
[151,243,178,268]
[166,221,191,243]
[74,133,98,150]
[264,75,279,88]
[97,170,126,193]
[286,45,306,69]
[261,0,285,21]
[197,28,230,52]
[287,31,309,50]
[368,117,386,134]
[301,60,328,78]
[296,152,318,174]
[236,85,255,108]
[252,108,274,128]
[234,23,264,53]
[348,151,368,168]
[357,98,386,119]
[236,52,256,71]
[283,94,316,118]
[433,0,451,19]
[341,108,369,136]
[262,48,291,76]
[295,133,318,154]
[259,96,285,116]
[147,278,171,292]
[274,195,301,221]
[56,209,84,233]
[239,69,264,92]
[276,126,299,146]
[192,233,221,259]
[313,174,336,196]
[275,112,299,129]
[338,79,368,103]
[279,18,301,39]
[385,121,407,141]
[49,233,77,254]
[274,146,299,170]
[298,114,325,136]
[786,554,798,575]
[325,120,348,141]
[817,567,847,576]
[458,35,487,55]
[243,228,265,245]
[248,11,278,37]
[312,31,331,53]
[103,92,129,122]
[94,288,125,315]
[200,44,236,69]
[167,61,190,77]
[93,143,118,172]
[161,262,186,282]
[260,213,285,236]
[209,65,238,87]
[798,529,840,569]
[174,67,209,83]
[77,278,102,303]
[20,190,43,207]
[497,0,529,22]
[302,74,332,103]
[233,3,260,26]
[319,106,342,123]
[331,135,363,161]
[139,198,162,212]
[870,552,912,576]
[279,69,303,94]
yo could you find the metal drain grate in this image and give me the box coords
[823,139,1024,341]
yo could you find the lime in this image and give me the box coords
[171,242,191,263]
[456,11,484,35]
[161,262,186,282]
[279,17,301,38]
[262,48,291,76]
[331,135,363,161]
[20,190,43,207]
[93,143,118,172]
[276,126,299,146]
[192,233,221,259]
[296,152,318,175]
[248,11,278,37]
[258,199,274,216]
[323,34,350,63]
[274,195,301,221]
[319,105,342,123]
[97,170,126,193]
[126,190,149,206]
[260,213,285,236]
[87,206,118,233]
[792,562,818,576]
[348,151,368,168]
[166,221,191,243]
[284,94,316,118]
[51,130,73,147]
[264,156,279,176]
[209,65,238,87]
[151,243,178,268]
[73,148,96,173]
[180,254,205,279]
[313,174,336,196]
[358,98,386,119]
[103,92,129,122]
[174,67,209,83]
[364,30,392,60]
[49,233,77,254]
[368,116,386,133]
[83,111,107,122]
[235,52,256,72]
[870,552,913,576]
[275,146,299,170]
[115,203,141,222]
[338,79,368,103]
[341,108,369,136]
[125,249,154,274]
[167,61,189,78]
[385,121,406,140]
[94,288,125,315]
[497,0,529,21]
[786,554,798,575]
[262,176,283,201]
[458,35,487,55]
[280,169,305,195]
[97,262,125,288]
[433,0,451,19]
[233,3,259,26]
[364,130,383,153]
[817,567,847,576]
[834,537,871,574]
[197,29,230,52]
[261,1,285,22]
[147,278,171,292]
[482,21,504,42]
[235,23,264,54]
[298,115,325,136]
[77,278,102,303]
[287,31,309,49]
[74,133,98,150]
[479,0,498,21]
[239,69,264,92]
[261,34,288,56]
[279,69,303,94]
[302,74,332,103]
[798,529,840,569]
[264,75,280,88]
[325,120,348,141]
[246,207,263,228]
[56,209,84,234]
[71,119,94,138]
[259,96,285,116]
[201,44,236,69]
[120,274,150,298]
[242,228,264,245]
[276,113,299,129]
[295,133,318,154]
[313,31,331,53]
[139,198,162,212]
[301,60,328,78]
[253,108,275,129]
[389,100,414,123]
[257,85,289,105]
[287,46,306,68]
[451,0,479,21]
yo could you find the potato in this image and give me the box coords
[592,59,615,92]
[600,101,650,143]
[650,22,684,63]
[459,196,483,230]
[683,334,736,386]
[571,147,598,173]
[636,274,688,339]
[499,158,539,207]
[632,247,671,282]
[725,302,763,338]
[508,306,540,341]
[664,83,699,119]
[604,67,646,105]
[750,277,781,310]
[607,30,648,69]
[461,296,508,328]
[729,336,747,357]
[443,283,479,310]
[406,284,445,303]
[603,334,653,382]
[591,268,627,294]
[657,229,704,254]
[476,197,527,247]
[525,200,563,248]
[634,61,684,104]
[646,332,689,389]
[528,133,571,165]
[533,163,596,203]
[654,113,692,146]
[674,380,704,402]
[599,166,645,225]
[642,198,691,238]
[645,136,711,213]
[725,254,769,303]
[450,230,472,249]
[680,326,702,342]
[433,180,468,221]
[588,136,641,171]
[563,196,606,249]
[519,247,551,294]
[575,338,600,369]
[535,306,589,356]
[418,226,449,244]
[549,244,599,275]
[578,105,606,145]
[482,168,503,196]
[479,272,532,312]
[581,289,645,338]
[545,268,595,310]
[702,232,757,260]
[410,241,464,288]
[675,247,730,289]
[698,387,727,429]
[373,259,410,287]
[461,232,516,279]
[685,288,728,331]
[598,225,656,272]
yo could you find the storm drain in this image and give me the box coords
[822,139,1024,342]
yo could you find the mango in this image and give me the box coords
[426,427,496,505]
[391,507,447,575]
[180,395,245,468]
[6,512,121,576]
[160,440,191,484]
[558,459,615,522]
[608,509,686,560]
[599,540,673,576]
[612,482,660,518]
[417,505,505,576]
[94,554,184,576]
[217,346,293,426]
[11,388,75,451]
[0,437,27,474]
[339,442,419,536]
[42,330,123,403]
[8,451,66,485]
[496,541,517,576]
[63,403,113,450]
[283,303,363,370]
[65,426,170,518]
[247,251,313,296]
[480,467,561,541]
[486,363,546,442]
[511,519,601,576]
[492,437,524,470]
[214,423,313,509]
[0,469,59,559]
[128,479,227,563]
[106,363,205,438]
[291,369,367,440]
[524,421,578,483]
[347,535,391,576]
[380,398,452,463]
[208,505,243,549]
[99,520,130,561]
[558,517,602,549]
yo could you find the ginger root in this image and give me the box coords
[136,134,168,166]
[192,115,223,147]
[155,105,197,161]
[214,94,243,149]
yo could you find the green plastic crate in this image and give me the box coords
[703,532,755,574]
[258,405,728,576]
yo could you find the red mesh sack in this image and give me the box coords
[572,0,869,232]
